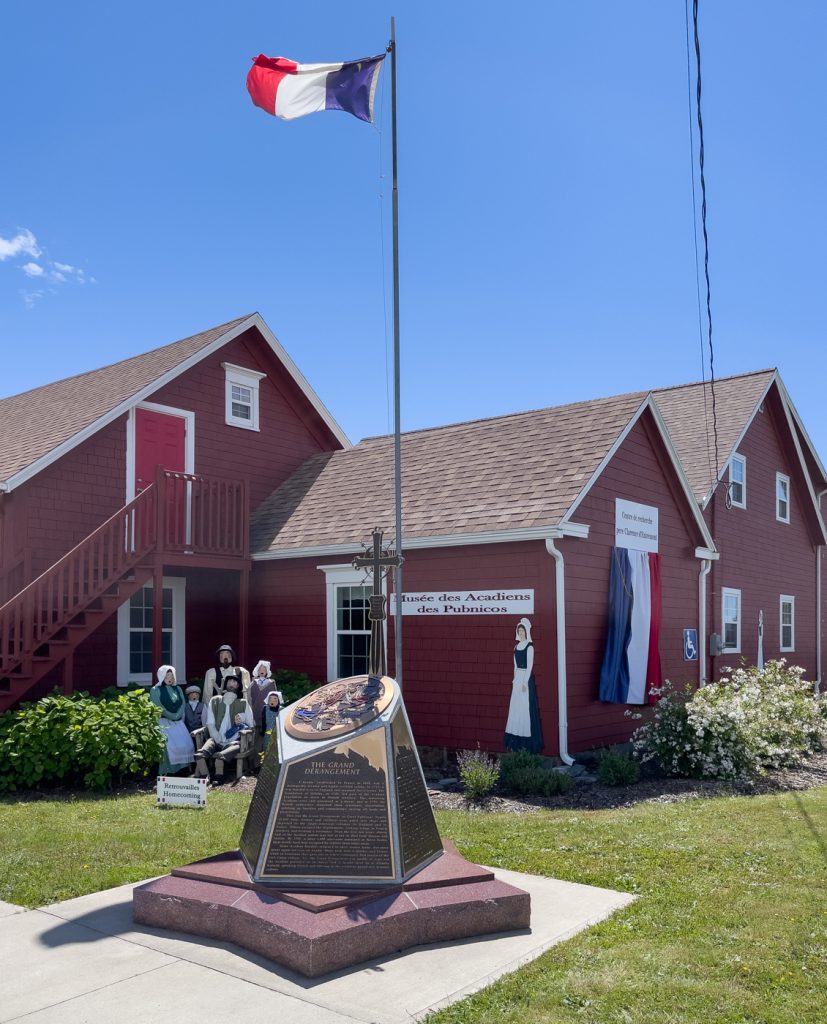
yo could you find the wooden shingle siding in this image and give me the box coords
[705,394,818,678]
[561,413,701,752]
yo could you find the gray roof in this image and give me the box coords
[251,369,780,555]
[0,315,252,484]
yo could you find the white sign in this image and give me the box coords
[156,775,207,808]
[390,590,534,616]
[615,498,659,552]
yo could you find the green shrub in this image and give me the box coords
[457,746,500,800]
[596,748,641,786]
[272,669,320,705]
[0,691,164,793]
[98,682,151,701]
[632,661,827,780]
[500,749,572,796]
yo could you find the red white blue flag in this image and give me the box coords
[598,548,662,704]
[246,54,385,124]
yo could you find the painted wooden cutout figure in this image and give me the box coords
[150,665,195,774]
[503,618,543,753]
[202,644,251,702]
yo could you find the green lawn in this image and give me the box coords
[1,787,825,1023]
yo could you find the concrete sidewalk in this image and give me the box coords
[1,870,634,1023]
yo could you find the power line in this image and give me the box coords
[684,0,713,490]
[691,0,723,497]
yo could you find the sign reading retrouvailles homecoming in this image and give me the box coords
[390,590,534,615]
[614,498,659,553]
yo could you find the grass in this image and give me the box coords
[0,789,248,907]
[1,786,825,1022]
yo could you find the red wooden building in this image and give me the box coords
[2,315,825,759]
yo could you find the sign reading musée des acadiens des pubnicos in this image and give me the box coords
[390,590,534,616]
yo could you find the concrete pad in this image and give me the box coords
[27,867,634,1023]
[0,900,24,919]
[0,908,175,1023]
[12,959,363,1024]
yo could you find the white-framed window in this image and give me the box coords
[780,595,795,652]
[117,576,186,685]
[776,473,791,523]
[721,587,741,653]
[221,362,266,431]
[729,454,746,509]
[318,564,387,681]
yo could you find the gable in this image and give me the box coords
[0,313,349,493]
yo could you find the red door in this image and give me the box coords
[135,409,186,492]
[135,409,188,546]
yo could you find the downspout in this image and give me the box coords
[545,537,575,766]
[698,558,712,686]
[695,547,718,687]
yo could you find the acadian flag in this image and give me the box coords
[598,547,663,705]
[246,53,385,124]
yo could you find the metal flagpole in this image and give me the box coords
[389,16,403,687]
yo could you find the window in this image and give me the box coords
[721,587,741,653]
[780,595,795,652]
[336,585,371,678]
[776,473,790,523]
[319,565,385,681]
[222,362,266,431]
[729,454,746,508]
[117,576,186,685]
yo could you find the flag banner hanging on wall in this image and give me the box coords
[246,53,385,123]
[598,547,662,704]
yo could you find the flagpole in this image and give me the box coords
[390,16,403,687]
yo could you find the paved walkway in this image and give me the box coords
[1,871,634,1023]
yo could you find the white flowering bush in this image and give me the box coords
[631,660,827,780]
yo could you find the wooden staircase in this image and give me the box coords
[0,468,250,712]
[0,485,159,711]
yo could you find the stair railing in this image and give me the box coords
[0,484,158,676]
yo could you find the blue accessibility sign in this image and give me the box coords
[683,628,698,661]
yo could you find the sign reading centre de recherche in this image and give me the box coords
[157,775,207,808]
[390,590,534,616]
[615,498,659,553]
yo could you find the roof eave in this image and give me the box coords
[0,313,351,493]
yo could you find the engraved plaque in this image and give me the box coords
[262,728,393,880]
[239,737,281,870]
[284,675,394,740]
[240,674,442,889]
[392,710,442,874]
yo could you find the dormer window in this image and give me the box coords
[776,473,790,523]
[729,454,746,508]
[222,362,265,431]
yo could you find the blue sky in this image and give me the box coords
[1,1,825,457]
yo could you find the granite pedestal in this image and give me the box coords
[133,840,530,977]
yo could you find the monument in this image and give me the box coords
[133,529,530,977]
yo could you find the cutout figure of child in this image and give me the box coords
[260,690,282,752]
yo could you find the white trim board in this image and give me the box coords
[252,523,591,562]
[561,394,716,552]
[1,312,351,494]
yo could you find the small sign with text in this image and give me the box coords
[157,775,207,808]
[390,590,534,616]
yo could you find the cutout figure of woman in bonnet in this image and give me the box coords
[503,618,543,753]
[150,665,195,775]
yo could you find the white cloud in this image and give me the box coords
[2,228,95,306]
[22,289,46,309]
[0,229,41,261]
